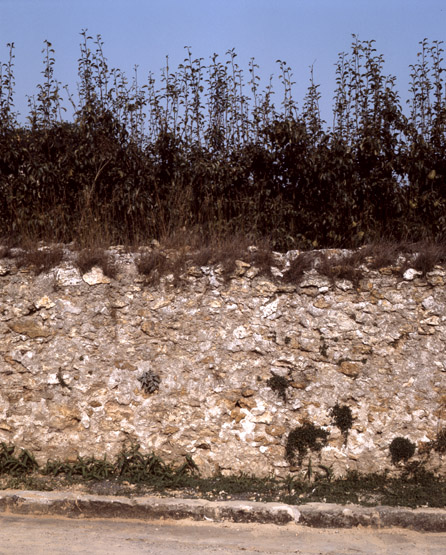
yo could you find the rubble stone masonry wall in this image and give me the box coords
[1,247,445,477]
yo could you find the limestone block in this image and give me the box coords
[337,361,362,378]
[82,266,111,285]
[55,267,82,287]
[8,319,52,338]
[403,268,422,280]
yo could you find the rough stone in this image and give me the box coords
[82,266,111,285]
[403,268,422,281]
[338,361,362,378]
[55,266,82,287]
[8,320,53,338]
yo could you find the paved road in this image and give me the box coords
[0,515,445,554]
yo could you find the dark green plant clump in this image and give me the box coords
[0,443,38,476]
[330,403,354,442]
[44,444,198,486]
[1,35,446,250]
[389,437,416,464]
[430,428,446,454]
[44,454,115,481]
[285,422,330,465]
[137,370,161,394]
[0,443,199,489]
[267,372,290,401]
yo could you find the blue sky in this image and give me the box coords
[1,0,445,126]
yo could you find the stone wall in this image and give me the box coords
[1,246,445,477]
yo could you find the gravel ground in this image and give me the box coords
[1,514,446,555]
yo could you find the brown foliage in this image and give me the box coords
[409,242,446,275]
[16,246,64,275]
[76,248,117,279]
[282,252,315,284]
[317,253,363,287]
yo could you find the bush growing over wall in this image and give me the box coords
[1,34,446,249]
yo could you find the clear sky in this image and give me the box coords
[1,0,445,126]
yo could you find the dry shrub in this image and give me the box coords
[341,249,369,268]
[16,246,64,275]
[0,246,13,259]
[0,236,20,259]
[361,241,403,270]
[185,234,262,281]
[76,248,117,279]
[317,253,363,287]
[247,241,276,278]
[135,232,275,285]
[136,251,168,278]
[282,252,315,284]
[158,229,212,282]
[158,228,205,252]
[209,235,251,279]
[136,250,187,286]
[409,242,446,275]
[395,240,446,277]
[189,247,213,268]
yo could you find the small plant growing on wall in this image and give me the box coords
[389,437,416,465]
[330,403,353,443]
[433,428,446,454]
[16,246,64,275]
[426,427,446,455]
[76,248,117,279]
[138,370,160,394]
[285,422,330,465]
[267,372,290,401]
[282,252,315,284]
[319,338,329,358]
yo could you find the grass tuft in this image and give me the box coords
[76,248,117,279]
[317,253,363,287]
[361,241,403,270]
[16,246,64,275]
[409,241,446,275]
[282,252,315,284]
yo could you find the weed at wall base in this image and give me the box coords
[1,443,445,508]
